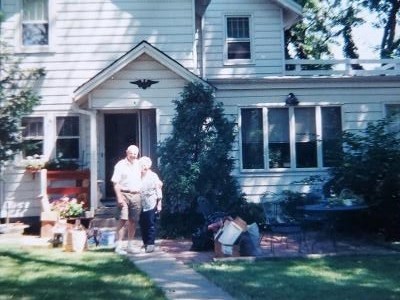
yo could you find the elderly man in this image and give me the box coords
[111,145,142,254]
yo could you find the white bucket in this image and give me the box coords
[99,229,116,247]
[217,221,243,245]
[71,230,87,252]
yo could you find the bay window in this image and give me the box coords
[241,106,342,170]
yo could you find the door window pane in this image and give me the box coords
[268,108,290,168]
[241,108,264,169]
[295,107,317,167]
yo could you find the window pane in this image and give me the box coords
[322,107,342,167]
[23,0,47,20]
[56,139,79,159]
[56,116,79,136]
[22,0,49,46]
[22,24,48,45]
[21,117,44,157]
[22,117,43,137]
[227,17,249,38]
[295,108,317,167]
[241,108,264,169]
[23,140,44,157]
[56,116,79,159]
[268,108,290,168]
[227,42,251,59]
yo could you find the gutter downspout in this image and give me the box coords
[72,103,98,215]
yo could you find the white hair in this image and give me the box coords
[126,145,139,154]
[139,156,152,168]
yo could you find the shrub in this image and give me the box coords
[158,82,242,237]
[325,117,400,239]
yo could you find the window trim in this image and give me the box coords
[55,116,81,160]
[239,105,343,172]
[15,0,55,53]
[21,116,45,158]
[223,14,254,65]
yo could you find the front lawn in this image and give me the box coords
[0,243,166,300]
[194,255,400,300]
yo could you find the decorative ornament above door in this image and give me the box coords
[130,79,159,89]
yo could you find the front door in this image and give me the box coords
[104,110,157,198]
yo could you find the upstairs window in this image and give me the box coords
[240,106,342,170]
[21,0,49,47]
[21,117,44,157]
[56,116,80,160]
[225,16,252,62]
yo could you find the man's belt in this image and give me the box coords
[120,189,140,194]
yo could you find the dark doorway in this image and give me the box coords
[104,113,139,198]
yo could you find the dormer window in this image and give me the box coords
[225,16,252,64]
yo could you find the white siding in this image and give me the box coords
[1,0,196,111]
[202,0,285,79]
[212,77,400,202]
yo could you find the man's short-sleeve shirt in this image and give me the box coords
[111,158,142,191]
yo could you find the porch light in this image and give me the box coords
[285,93,299,106]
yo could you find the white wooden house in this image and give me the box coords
[1,0,399,224]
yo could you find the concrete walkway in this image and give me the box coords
[127,247,234,300]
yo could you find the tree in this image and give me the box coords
[288,0,400,59]
[0,41,45,171]
[286,0,334,59]
[325,117,400,239]
[158,82,241,236]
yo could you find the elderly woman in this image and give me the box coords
[138,156,163,253]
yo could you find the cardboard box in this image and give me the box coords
[214,240,240,258]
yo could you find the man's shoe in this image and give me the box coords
[115,247,127,255]
[145,245,155,253]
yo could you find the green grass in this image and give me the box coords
[0,243,166,300]
[194,255,400,300]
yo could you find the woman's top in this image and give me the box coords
[141,169,162,212]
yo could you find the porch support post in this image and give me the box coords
[72,104,98,213]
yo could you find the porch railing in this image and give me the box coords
[285,59,400,77]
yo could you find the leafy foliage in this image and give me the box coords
[158,82,241,236]
[0,42,45,169]
[325,117,400,239]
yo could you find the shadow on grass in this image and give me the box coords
[0,245,166,300]
[195,255,400,300]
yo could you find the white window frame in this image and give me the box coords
[15,0,55,53]
[21,116,44,158]
[239,105,343,171]
[224,14,253,65]
[55,116,81,160]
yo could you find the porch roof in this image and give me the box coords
[73,40,212,103]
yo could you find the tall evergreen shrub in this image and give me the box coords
[158,82,241,237]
